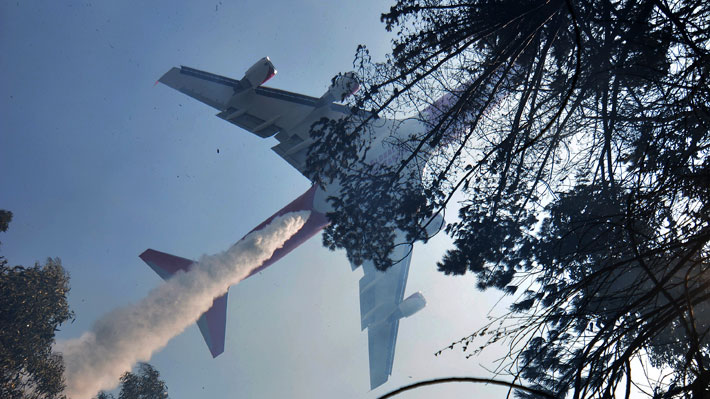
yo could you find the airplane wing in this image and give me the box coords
[367,318,401,390]
[158,66,353,176]
[157,61,424,389]
[355,240,416,389]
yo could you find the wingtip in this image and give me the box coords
[155,67,181,88]
[139,248,153,260]
[370,377,388,391]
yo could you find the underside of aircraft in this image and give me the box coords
[142,57,443,389]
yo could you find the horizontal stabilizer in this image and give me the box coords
[196,292,228,358]
[139,248,194,280]
[139,248,228,358]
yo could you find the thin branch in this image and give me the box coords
[376,376,556,399]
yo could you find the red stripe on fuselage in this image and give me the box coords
[242,185,329,279]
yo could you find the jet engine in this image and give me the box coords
[242,56,277,88]
[388,292,426,322]
[320,72,360,103]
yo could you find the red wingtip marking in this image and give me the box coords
[154,80,160,86]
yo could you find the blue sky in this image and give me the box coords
[1,1,514,398]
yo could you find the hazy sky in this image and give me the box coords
[1,1,514,398]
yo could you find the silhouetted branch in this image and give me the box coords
[376,376,556,399]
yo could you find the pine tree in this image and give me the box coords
[306,1,710,397]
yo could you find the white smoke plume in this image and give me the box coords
[55,211,310,399]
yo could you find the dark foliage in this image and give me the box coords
[96,363,168,399]
[0,257,73,399]
[305,1,710,397]
[0,210,12,234]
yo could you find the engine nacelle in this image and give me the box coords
[389,292,426,321]
[242,56,277,88]
[321,72,360,103]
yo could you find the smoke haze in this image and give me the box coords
[55,211,310,399]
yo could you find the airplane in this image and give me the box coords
[139,56,445,390]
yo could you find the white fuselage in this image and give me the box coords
[312,117,428,215]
